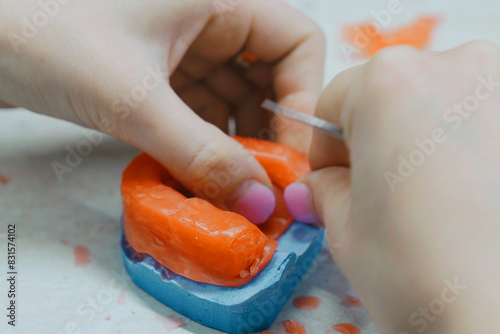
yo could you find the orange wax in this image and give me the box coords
[332,323,361,334]
[121,137,310,287]
[74,245,90,267]
[343,16,439,57]
[283,320,307,334]
[293,295,322,310]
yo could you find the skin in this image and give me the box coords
[295,42,500,333]
[0,0,324,218]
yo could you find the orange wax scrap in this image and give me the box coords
[331,323,361,334]
[343,16,439,57]
[283,319,307,334]
[122,137,310,287]
[293,295,322,310]
[235,136,310,190]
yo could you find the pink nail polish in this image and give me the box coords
[229,180,276,225]
[284,183,319,224]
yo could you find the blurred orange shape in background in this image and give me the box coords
[343,16,439,57]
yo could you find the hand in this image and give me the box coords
[284,42,500,333]
[0,0,324,223]
[0,99,12,108]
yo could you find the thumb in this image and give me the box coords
[118,85,276,224]
[284,167,351,247]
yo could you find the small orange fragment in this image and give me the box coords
[283,319,307,334]
[343,16,439,57]
[332,323,361,334]
[122,137,310,287]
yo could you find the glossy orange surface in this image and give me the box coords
[283,319,307,334]
[122,137,310,287]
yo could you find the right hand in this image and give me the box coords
[285,42,500,333]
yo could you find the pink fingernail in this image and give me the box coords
[229,180,276,225]
[284,183,319,224]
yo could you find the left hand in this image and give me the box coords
[0,0,325,223]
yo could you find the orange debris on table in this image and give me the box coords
[331,323,361,334]
[343,16,439,57]
[121,137,310,287]
[237,136,311,239]
[283,319,307,334]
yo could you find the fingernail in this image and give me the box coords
[284,182,319,224]
[228,179,276,225]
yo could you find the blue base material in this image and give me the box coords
[121,222,325,334]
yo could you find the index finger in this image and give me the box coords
[185,0,325,151]
[244,0,326,151]
[309,65,362,170]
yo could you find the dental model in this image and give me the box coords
[121,137,324,333]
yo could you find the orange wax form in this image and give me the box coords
[122,137,310,287]
[235,136,310,190]
[343,16,439,57]
[234,136,311,240]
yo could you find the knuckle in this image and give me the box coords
[358,47,435,128]
[292,10,325,47]
[368,45,419,76]
[458,40,500,61]
[308,20,326,44]
[184,141,232,189]
[365,46,422,98]
[372,45,418,61]
[451,41,500,83]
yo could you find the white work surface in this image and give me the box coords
[1,0,499,333]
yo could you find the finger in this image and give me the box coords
[284,167,351,248]
[309,65,363,170]
[205,66,274,139]
[235,92,271,137]
[116,84,276,224]
[244,63,273,89]
[0,100,14,108]
[178,51,218,80]
[170,69,196,93]
[242,0,326,151]
[178,84,230,132]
